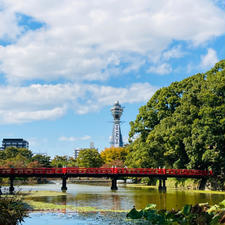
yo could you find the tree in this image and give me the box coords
[127,59,225,188]
[51,155,69,168]
[4,147,19,159]
[32,154,51,167]
[2,147,33,161]
[77,148,103,168]
[101,147,128,167]
[67,157,77,167]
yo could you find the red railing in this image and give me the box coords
[0,167,213,176]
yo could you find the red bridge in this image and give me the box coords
[0,167,213,193]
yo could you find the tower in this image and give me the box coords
[110,101,123,147]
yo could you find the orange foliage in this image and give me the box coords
[100,147,128,167]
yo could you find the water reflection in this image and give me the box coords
[18,183,225,210]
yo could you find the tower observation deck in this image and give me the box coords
[110,101,123,147]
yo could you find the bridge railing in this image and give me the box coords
[0,167,213,176]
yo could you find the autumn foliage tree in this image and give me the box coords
[101,147,129,167]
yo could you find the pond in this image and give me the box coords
[18,182,225,224]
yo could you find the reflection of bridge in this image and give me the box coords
[0,167,213,194]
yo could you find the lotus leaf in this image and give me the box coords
[126,207,143,219]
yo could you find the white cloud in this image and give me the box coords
[200,48,219,69]
[148,63,172,75]
[0,8,22,41]
[0,107,66,124]
[162,45,185,60]
[0,0,224,83]
[59,135,91,142]
[0,82,157,124]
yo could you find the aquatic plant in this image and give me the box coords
[0,194,30,225]
[127,200,225,225]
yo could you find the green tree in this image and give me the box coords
[67,157,77,167]
[3,147,33,160]
[32,154,51,167]
[127,59,225,189]
[77,148,103,168]
[51,155,69,168]
[4,147,19,159]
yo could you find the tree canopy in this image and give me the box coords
[126,60,225,187]
[77,148,103,168]
[101,147,128,167]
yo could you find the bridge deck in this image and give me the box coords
[0,167,213,178]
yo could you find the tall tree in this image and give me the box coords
[32,154,51,167]
[51,155,69,168]
[77,148,103,168]
[127,60,225,188]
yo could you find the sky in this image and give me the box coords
[0,0,224,158]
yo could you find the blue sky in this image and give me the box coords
[0,0,224,157]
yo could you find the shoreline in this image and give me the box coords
[126,183,225,194]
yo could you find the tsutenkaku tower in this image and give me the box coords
[110,101,123,147]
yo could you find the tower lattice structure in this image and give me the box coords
[110,101,123,147]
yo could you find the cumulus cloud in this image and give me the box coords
[0,0,224,83]
[162,45,185,60]
[200,48,219,69]
[0,82,157,124]
[148,63,172,75]
[0,0,224,124]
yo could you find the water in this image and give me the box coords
[18,183,225,224]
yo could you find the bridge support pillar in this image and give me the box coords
[162,179,167,192]
[111,177,118,190]
[9,176,15,194]
[199,178,207,190]
[158,178,167,192]
[158,179,162,191]
[61,176,67,192]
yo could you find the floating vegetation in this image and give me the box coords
[127,200,225,225]
[21,190,68,198]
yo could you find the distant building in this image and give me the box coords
[74,149,81,159]
[2,138,29,149]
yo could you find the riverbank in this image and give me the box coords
[127,183,225,195]
[135,177,223,191]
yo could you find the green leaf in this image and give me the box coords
[144,204,157,211]
[209,214,221,225]
[126,208,143,219]
[182,205,192,216]
[207,205,220,214]
[219,200,225,208]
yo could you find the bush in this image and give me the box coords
[0,194,29,225]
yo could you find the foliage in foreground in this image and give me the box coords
[0,194,29,225]
[127,201,225,225]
